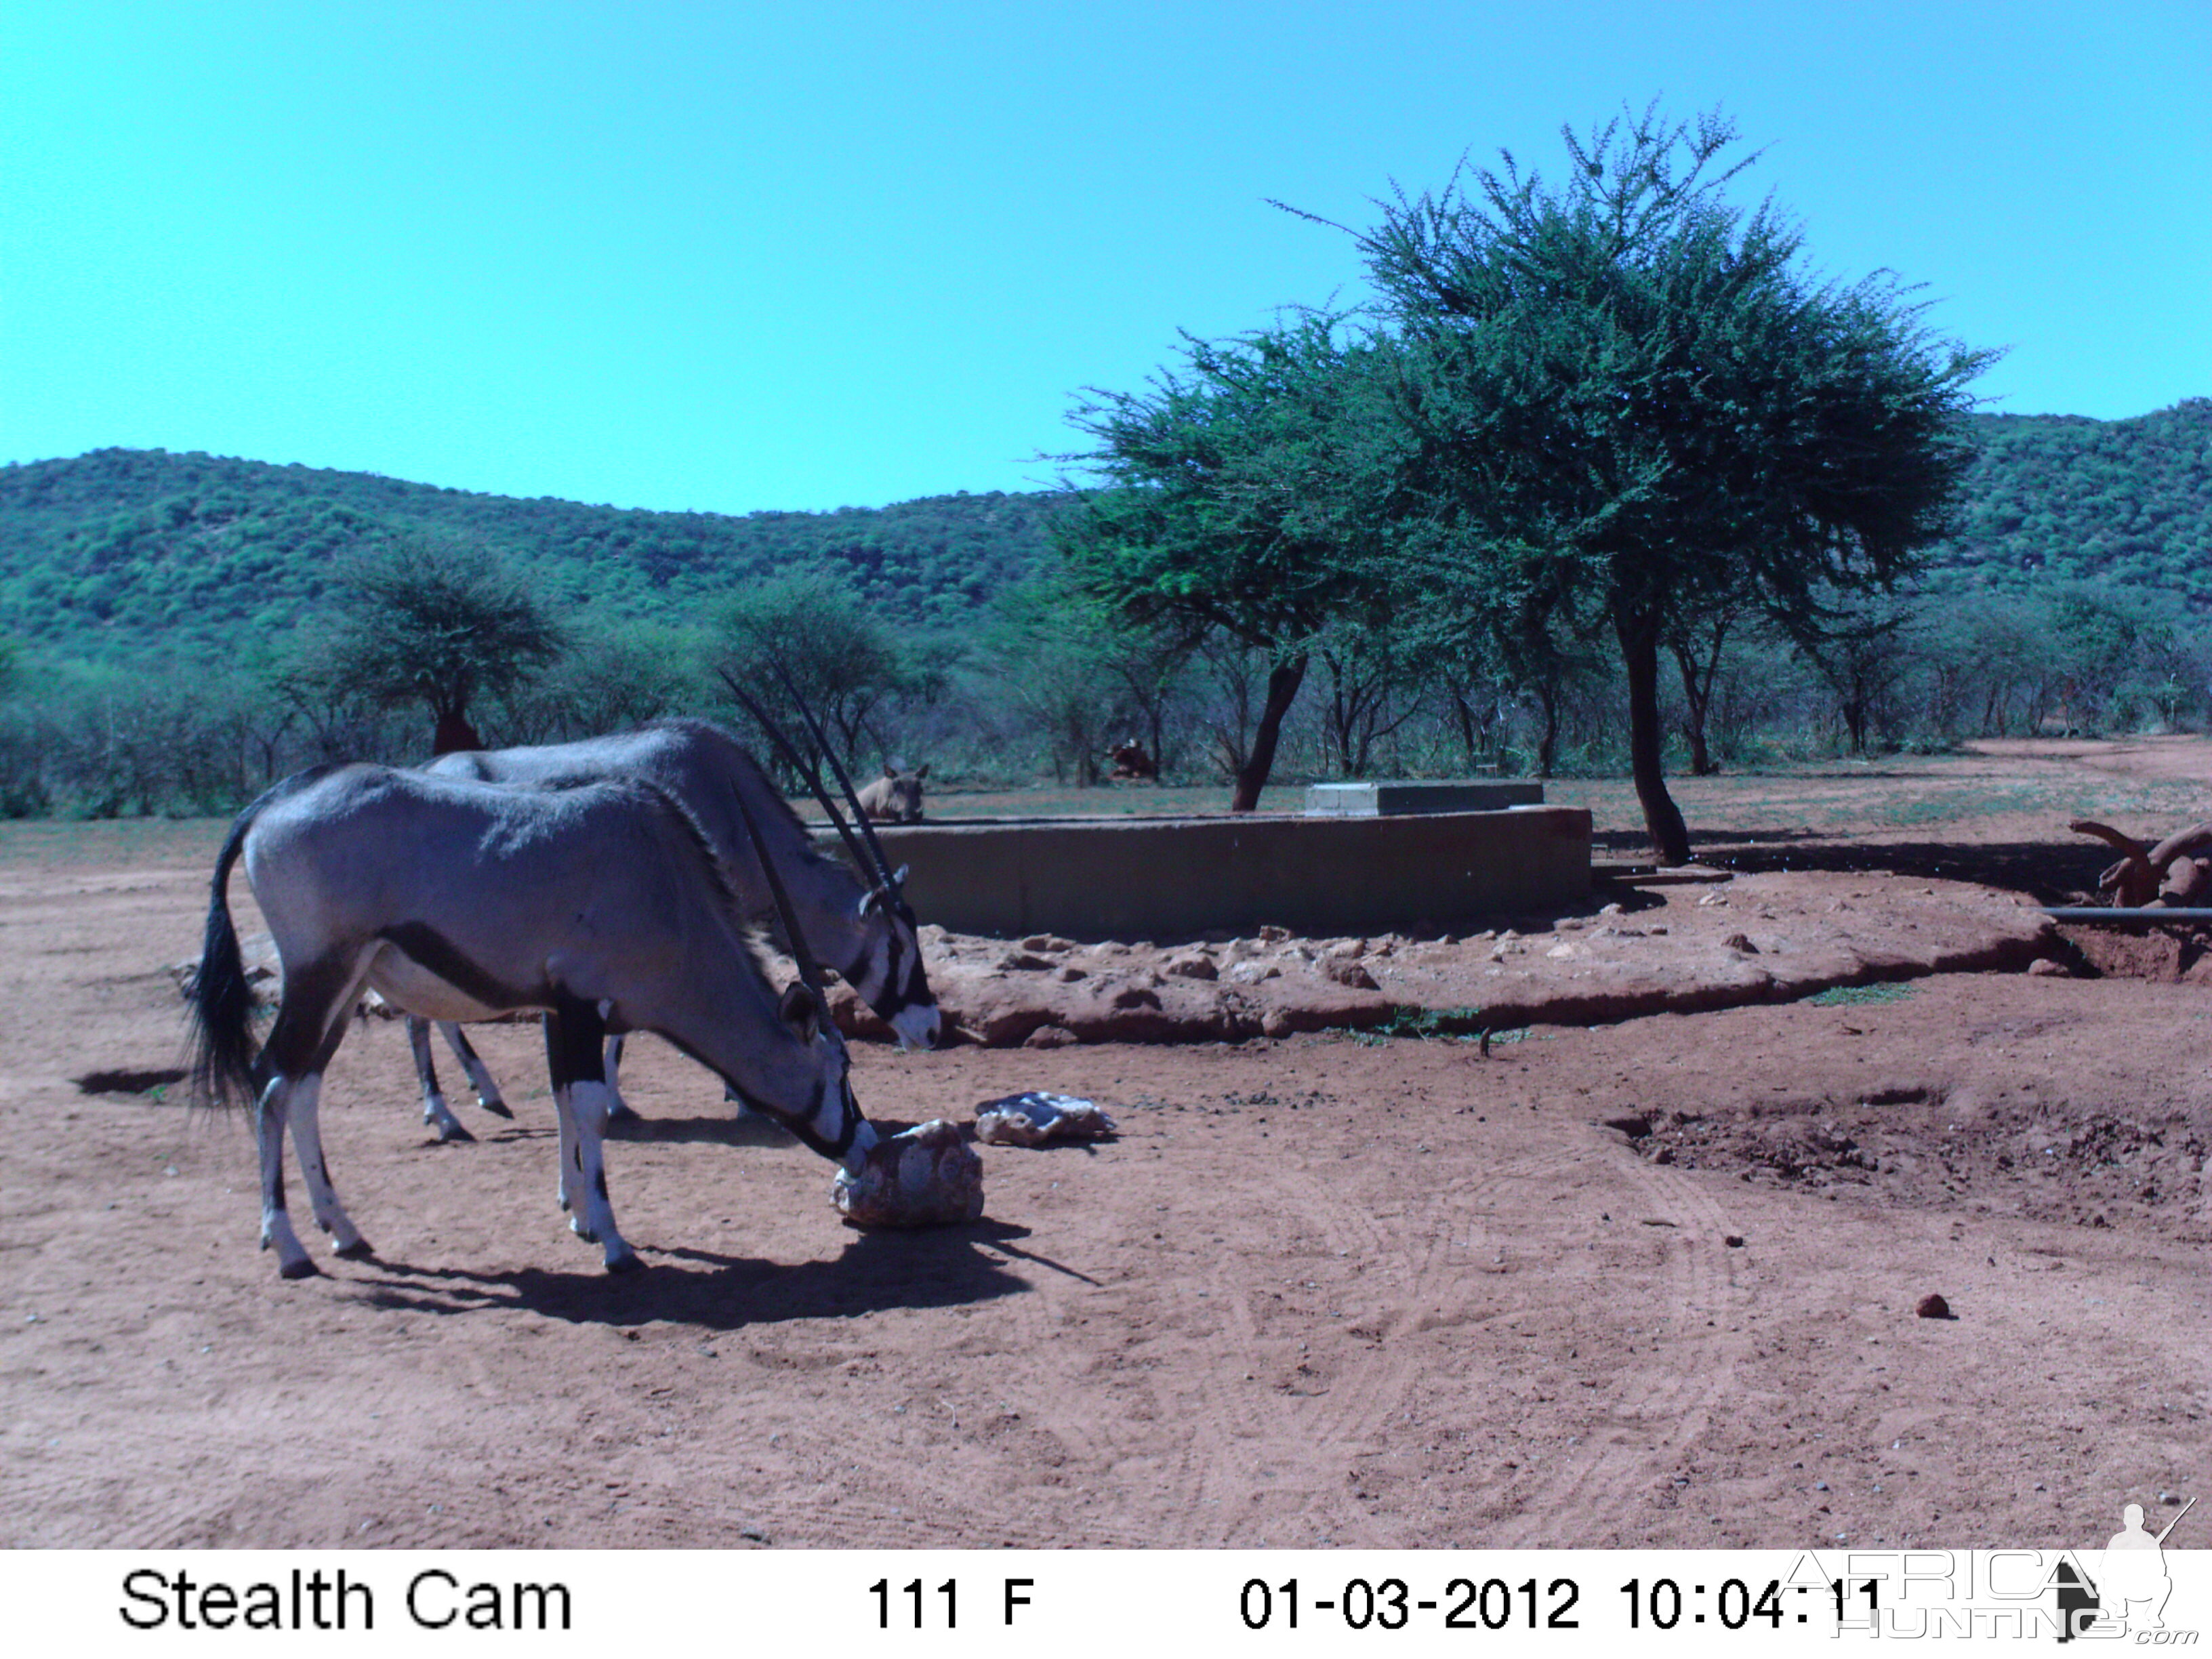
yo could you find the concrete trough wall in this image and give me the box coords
[845,806,1591,939]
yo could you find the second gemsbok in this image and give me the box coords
[405,717,940,1139]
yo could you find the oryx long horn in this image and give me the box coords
[724,766,846,1055]
[715,668,882,888]
[767,661,901,894]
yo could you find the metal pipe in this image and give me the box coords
[2042,907,2212,926]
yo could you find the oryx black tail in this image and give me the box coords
[188,767,335,1111]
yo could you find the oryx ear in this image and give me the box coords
[914,763,929,780]
[856,886,881,918]
[882,761,897,779]
[777,981,822,1041]
[893,863,909,886]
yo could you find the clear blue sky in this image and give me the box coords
[4,1,2207,515]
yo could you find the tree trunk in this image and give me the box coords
[1536,677,1561,778]
[1230,655,1307,813]
[1673,642,1712,776]
[1618,613,1692,865]
[1681,718,1712,776]
[1840,678,1869,755]
[1451,689,1481,769]
[432,705,484,756]
[1671,634,1722,777]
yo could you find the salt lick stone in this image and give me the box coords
[832,1120,985,1228]
[973,1092,1118,1147]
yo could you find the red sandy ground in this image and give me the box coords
[2,740,2207,1549]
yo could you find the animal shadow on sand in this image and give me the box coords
[1704,833,2112,901]
[1595,826,2113,903]
[348,1221,1042,1332]
[600,1111,800,1147]
[407,1113,793,1151]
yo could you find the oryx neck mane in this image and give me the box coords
[597,772,798,993]
[615,773,743,916]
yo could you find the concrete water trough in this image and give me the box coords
[834,796,1592,939]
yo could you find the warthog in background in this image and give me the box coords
[1107,739,1158,781]
[857,761,927,822]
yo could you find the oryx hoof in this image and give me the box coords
[569,1217,600,1245]
[606,1101,642,1127]
[333,1237,375,1260]
[434,1121,476,1144]
[279,1257,322,1281]
[478,1099,514,1120]
[605,1249,644,1275]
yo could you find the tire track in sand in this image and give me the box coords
[1165,1112,1491,1547]
[1487,1141,1758,1544]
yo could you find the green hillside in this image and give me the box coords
[0,447,1066,663]
[1925,398,2212,599]
[2,399,2208,666]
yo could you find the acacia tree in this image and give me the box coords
[1341,104,1990,861]
[1058,315,1411,811]
[714,567,918,779]
[314,538,565,754]
[499,621,697,743]
[983,579,1124,785]
[1665,603,1744,775]
[1313,613,1429,778]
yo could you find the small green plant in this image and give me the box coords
[1807,982,1916,1007]
[1351,1006,1490,1044]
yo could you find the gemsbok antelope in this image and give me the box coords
[403,716,939,1139]
[188,762,878,1278]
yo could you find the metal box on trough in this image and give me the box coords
[1305,780,1545,816]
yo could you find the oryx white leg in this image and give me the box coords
[545,997,636,1272]
[602,1033,638,1124]
[254,1076,316,1279]
[287,1073,370,1258]
[441,1023,512,1120]
[563,1080,637,1273]
[554,1087,578,1218]
[409,1017,472,1142]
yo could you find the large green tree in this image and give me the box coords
[1058,315,1411,811]
[311,537,565,754]
[1345,104,1991,861]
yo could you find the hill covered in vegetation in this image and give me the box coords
[1927,398,2212,600]
[0,447,1066,663]
[1,399,2207,666]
